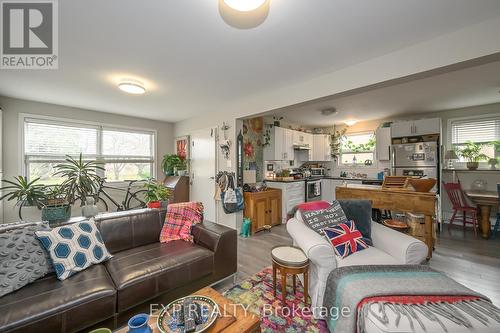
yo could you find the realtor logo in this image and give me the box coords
[1,0,58,69]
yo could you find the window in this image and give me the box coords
[24,117,155,183]
[450,116,500,162]
[340,132,376,165]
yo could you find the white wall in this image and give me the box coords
[0,96,174,223]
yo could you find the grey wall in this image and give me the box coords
[0,96,174,223]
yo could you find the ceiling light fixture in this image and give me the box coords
[321,108,338,116]
[344,119,358,126]
[118,80,146,95]
[223,0,266,12]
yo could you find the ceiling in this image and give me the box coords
[266,59,500,126]
[1,0,500,122]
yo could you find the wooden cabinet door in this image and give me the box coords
[254,196,268,230]
[268,194,282,226]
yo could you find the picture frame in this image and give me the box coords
[175,136,190,161]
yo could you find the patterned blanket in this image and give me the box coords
[323,265,500,333]
[159,202,204,243]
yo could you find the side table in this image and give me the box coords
[271,245,309,305]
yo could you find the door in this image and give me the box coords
[190,128,216,222]
[255,196,268,230]
[268,195,281,226]
[376,127,392,161]
[413,118,441,136]
[391,121,413,138]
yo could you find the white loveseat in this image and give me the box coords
[286,211,429,316]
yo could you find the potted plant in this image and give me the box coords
[0,176,45,220]
[329,127,347,159]
[176,158,188,176]
[161,154,183,176]
[41,185,72,224]
[144,180,171,208]
[456,141,489,170]
[54,153,104,205]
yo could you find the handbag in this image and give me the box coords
[221,174,244,214]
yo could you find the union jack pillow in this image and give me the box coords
[323,220,369,258]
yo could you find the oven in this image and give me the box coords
[306,179,322,202]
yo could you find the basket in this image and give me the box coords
[42,204,71,224]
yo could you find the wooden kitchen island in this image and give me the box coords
[336,184,437,259]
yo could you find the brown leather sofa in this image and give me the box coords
[0,209,237,333]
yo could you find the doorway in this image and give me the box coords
[190,127,217,222]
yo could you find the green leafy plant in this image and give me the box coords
[54,153,104,204]
[143,180,171,203]
[0,176,46,220]
[330,127,347,157]
[161,154,183,175]
[456,141,489,162]
[343,135,376,153]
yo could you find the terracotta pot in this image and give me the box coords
[408,178,437,193]
[147,201,161,209]
[466,162,479,170]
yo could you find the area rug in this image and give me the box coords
[223,267,328,333]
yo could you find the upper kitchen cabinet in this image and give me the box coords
[391,118,441,137]
[375,127,392,161]
[312,134,331,161]
[263,126,295,161]
[293,131,313,148]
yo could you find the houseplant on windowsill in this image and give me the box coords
[144,180,171,208]
[456,141,489,170]
[54,153,105,206]
[0,176,46,220]
[41,185,72,224]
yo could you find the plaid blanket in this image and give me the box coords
[323,265,500,333]
[159,202,204,243]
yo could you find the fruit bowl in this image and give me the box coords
[408,178,436,192]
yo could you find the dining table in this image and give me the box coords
[465,190,499,239]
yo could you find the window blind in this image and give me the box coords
[451,117,500,145]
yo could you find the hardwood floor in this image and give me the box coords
[214,224,500,307]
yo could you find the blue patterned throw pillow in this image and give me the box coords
[324,220,369,259]
[35,220,112,280]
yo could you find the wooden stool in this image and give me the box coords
[271,245,309,305]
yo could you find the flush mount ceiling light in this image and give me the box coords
[344,119,358,126]
[223,0,266,12]
[321,108,338,116]
[118,80,146,95]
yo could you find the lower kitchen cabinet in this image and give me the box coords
[267,181,305,223]
[244,189,282,234]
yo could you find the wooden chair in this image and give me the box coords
[491,183,500,239]
[442,181,478,236]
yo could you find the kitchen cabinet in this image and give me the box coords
[375,127,392,161]
[391,118,441,138]
[312,134,331,161]
[322,179,352,202]
[263,127,295,161]
[244,189,282,234]
[266,181,305,223]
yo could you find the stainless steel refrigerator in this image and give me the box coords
[392,142,439,181]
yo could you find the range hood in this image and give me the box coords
[293,144,311,150]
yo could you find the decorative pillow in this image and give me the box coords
[324,220,369,259]
[35,220,112,280]
[337,200,373,245]
[0,223,53,297]
[299,201,348,236]
[160,202,204,243]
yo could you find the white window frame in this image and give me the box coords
[447,114,500,165]
[19,113,157,184]
[339,131,377,167]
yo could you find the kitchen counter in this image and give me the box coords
[265,176,382,183]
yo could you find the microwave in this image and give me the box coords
[310,168,325,177]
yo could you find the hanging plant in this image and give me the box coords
[329,127,347,158]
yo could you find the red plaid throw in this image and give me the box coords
[159,202,204,243]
